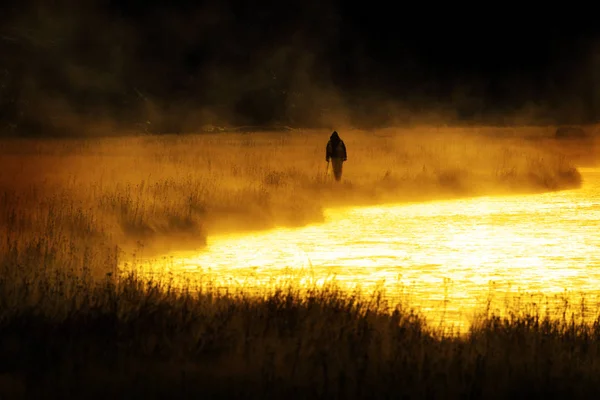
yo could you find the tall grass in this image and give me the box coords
[1,267,600,398]
[0,127,585,277]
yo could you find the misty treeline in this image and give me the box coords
[0,0,599,137]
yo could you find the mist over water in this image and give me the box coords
[127,168,600,330]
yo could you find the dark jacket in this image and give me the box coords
[326,132,347,162]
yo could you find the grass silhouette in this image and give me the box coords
[0,266,600,398]
[0,126,596,398]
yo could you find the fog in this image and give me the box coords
[0,127,592,269]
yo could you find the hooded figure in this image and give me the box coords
[325,131,347,181]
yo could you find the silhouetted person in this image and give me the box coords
[326,131,347,181]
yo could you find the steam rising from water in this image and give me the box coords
[125,168,600,330]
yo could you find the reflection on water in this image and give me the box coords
[125,168,600,330]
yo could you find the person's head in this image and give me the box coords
[330,131,339,139]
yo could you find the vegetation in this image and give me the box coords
[0,126,595,398]
[0,126,584,273]
[1,267,600,398]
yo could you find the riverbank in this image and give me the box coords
[0,270,599,398]
[0,126,586,276]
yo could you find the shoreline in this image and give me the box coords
[122,168,583,259]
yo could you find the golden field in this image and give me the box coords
[0,125,589,278]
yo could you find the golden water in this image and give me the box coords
[127,168,600,331]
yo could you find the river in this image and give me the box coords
[127,168,600,331]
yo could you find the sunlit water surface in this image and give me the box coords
[126,168,600,330]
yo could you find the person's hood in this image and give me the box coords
[330,131,340,140]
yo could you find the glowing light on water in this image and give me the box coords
[124,168,600,330]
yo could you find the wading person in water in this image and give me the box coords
[326,131,347,182]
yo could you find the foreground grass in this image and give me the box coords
[1,269,600,398]
[0,126,587,277]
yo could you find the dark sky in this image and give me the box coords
[1,0,599,134]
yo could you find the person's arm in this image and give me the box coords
[326,141,331,161]
[341,141,347,161]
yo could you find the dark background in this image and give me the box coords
[1,0,599,136]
